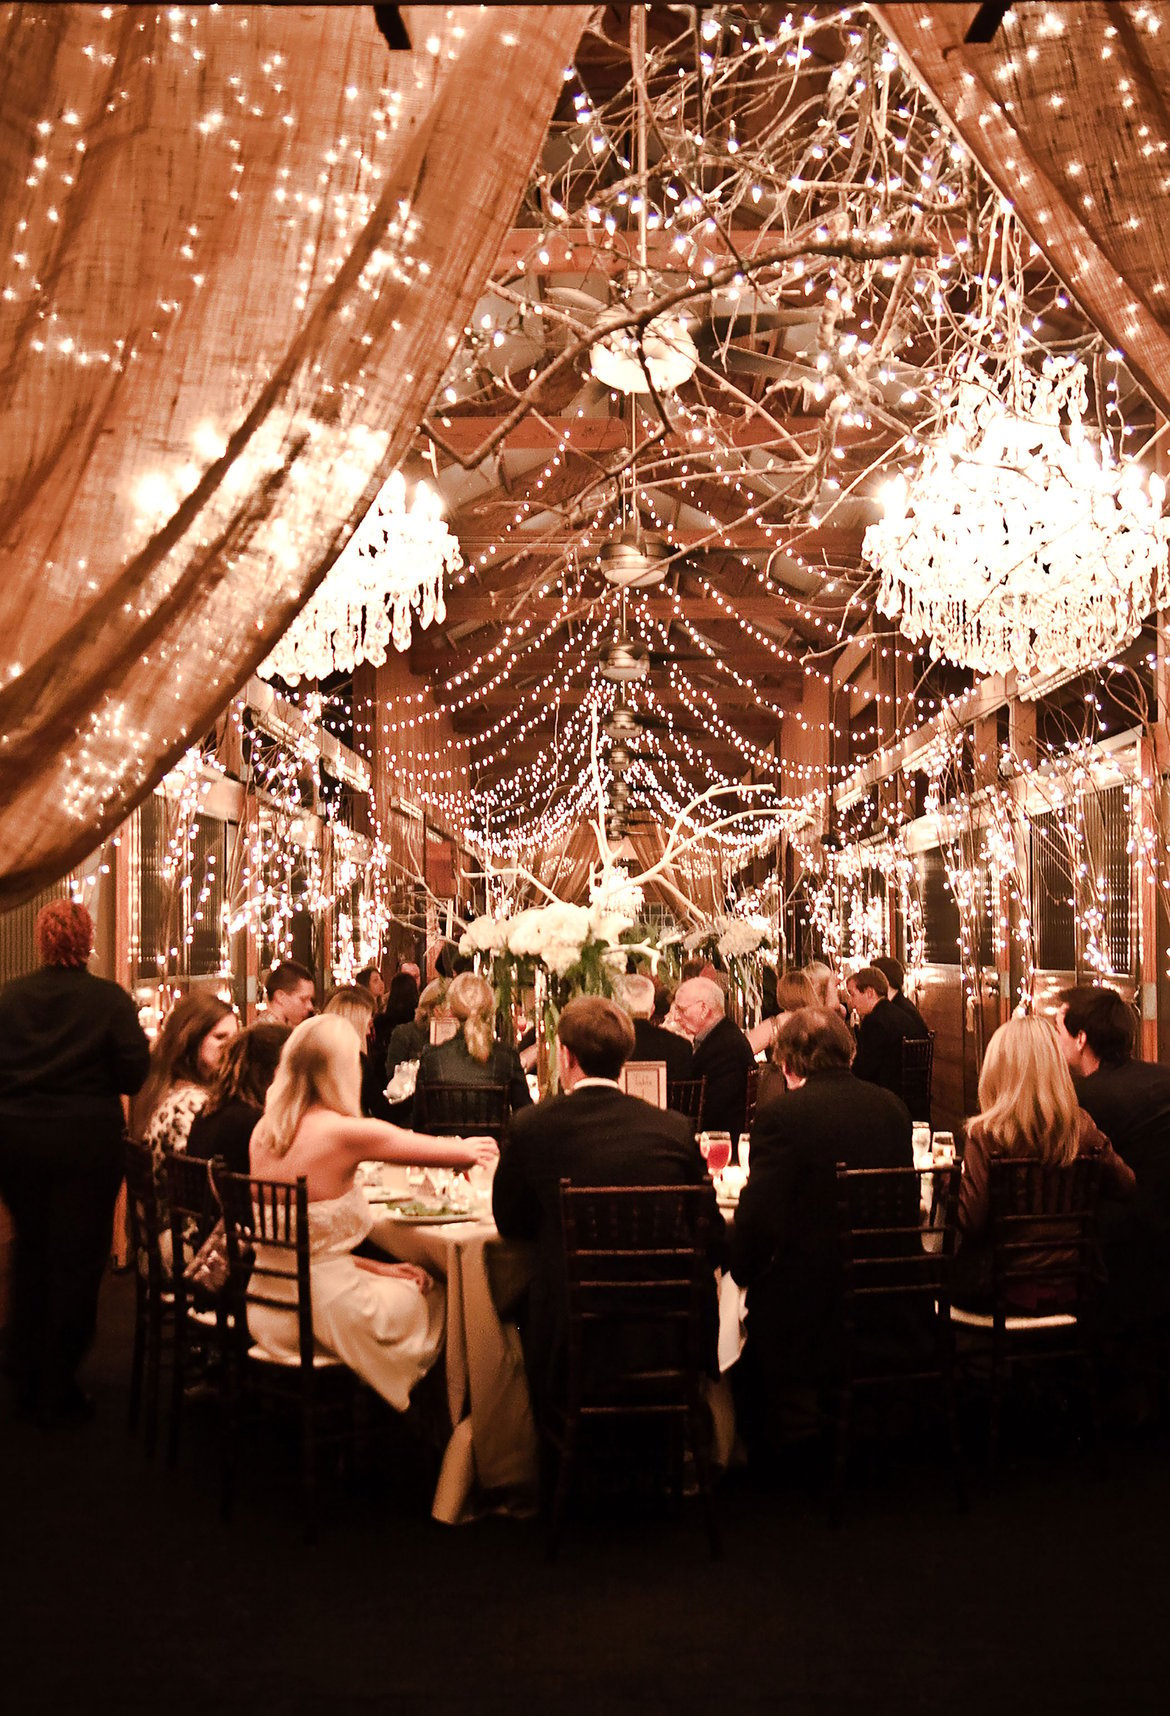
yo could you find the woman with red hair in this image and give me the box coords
[0,899,150,1422]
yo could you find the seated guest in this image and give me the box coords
[673,975,756,1146]
[730,1007,913,1452]
[493,995,721,1411]
[370,968,414,1069]
[323,984,391,1120]
[248,1016,496,1408]
[614,972,694,1085]
[652,979,674,1026]
[134,992,239,1180]
[187,1022,290,1174]
[803,960,845,1018]
[411,972,531,1129]
[355,966,386,1006]
[871,955,928,1032]
[260,960,316,1028]
[1053,985,1168,1327]
[384,977,447,1088]
[956,1014,1134,1311]
[749,969,818,1109]
[846,965,929,1111]
[0,900,150,1422]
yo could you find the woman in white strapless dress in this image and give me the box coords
[248,1015,498,1411]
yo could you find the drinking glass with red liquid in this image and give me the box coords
[701,1131,732,1176]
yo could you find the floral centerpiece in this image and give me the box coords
[460,898,644,1090]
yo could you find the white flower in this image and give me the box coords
[460,914,508,955]
[539,901,591,945]
[543,939,584,979]
[716,920,764,959]
[588,903,634,946]
[505,908,546,958]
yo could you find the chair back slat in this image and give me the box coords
[987,1155,1104,1314]
[898,1032,935,1121]
[213,1167,315,1371]
[124,1137,166,1294]
[163,1149,220,1283]
[665,1076,707,1131]
[415,1081,509,1139]
[835,1163,961,1306]
[744,1065,761,1127]
[558,1183,713,1408]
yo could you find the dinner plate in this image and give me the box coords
[381,1208,478,1226]
[364,1189,411,1206]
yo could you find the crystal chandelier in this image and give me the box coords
[863,358,1169,686]
[260,469,462,685]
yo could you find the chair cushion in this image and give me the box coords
[245,1344,343,1369]
[948,1304,1077,1332]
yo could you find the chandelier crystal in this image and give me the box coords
[260,469,462,685]
[863,359,1169,686]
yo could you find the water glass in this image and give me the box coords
[738,1138,751,1178]
[931,1130,956,1167]
[911,1124,932,1170]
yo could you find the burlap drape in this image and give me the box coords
[0,4,587,908]
[874,2,1170,424]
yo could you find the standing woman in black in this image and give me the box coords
[0,900,150,1421]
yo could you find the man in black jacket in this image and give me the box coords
[1056,983,1170,1326]
[846,965,929,1103]
[871,955,928,1032]
[493,995,720,1413]
[730,1006,913,1453]
[614,973,694,1085]
[0,901,150,1421]
[674,975,756,1147]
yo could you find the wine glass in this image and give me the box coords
[704,1132,732,1176]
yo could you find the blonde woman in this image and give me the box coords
[802,960,847,1020]
[955,1014,1134,1309]
[411,971,532,1128]
[323,983,391,1119]
[248,1015,497,1409]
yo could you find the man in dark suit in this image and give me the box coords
[674,975,756,1146]
[730,1006,913,1455]
[871,955,928,1032]
[846,965,929,1102]
[1056,984,1170,1327]
[615,973,694,1085]
[493,995,720,1412]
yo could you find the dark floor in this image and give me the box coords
[2,1273,1169,1714]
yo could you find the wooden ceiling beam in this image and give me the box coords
[427,413,890,458]
[452,524,864,555]
[418,591,855,627]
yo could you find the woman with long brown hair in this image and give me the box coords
[956,1014,1134,1308]
[185,1020,291,1174]
[133,990,238,1176]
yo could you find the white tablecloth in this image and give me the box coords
[368,1211,538,1524]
